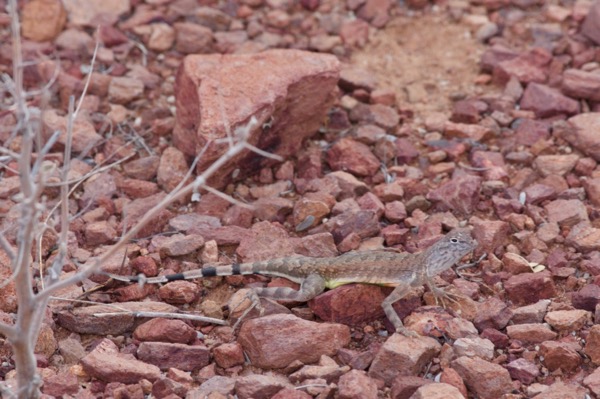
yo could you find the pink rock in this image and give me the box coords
[572,284,600,311]
[340,19,370,48]
[391,376,432,399]
[493,50,549,85]
[22,0,66,42]
[480,45,519,72]
[63,0,130,27]
[158,234,205,257]
[426,173,481,214]
[472,297,512,331]
[118,178,159,199]
[451,356,513,399]
[157,147,190,193]
[85,221,117,246]
[506,323,557,344]
[369,334,441,385]
[42,371,79,397]
[337,370,378,399]
[339,67,378,92]
[152,377,187,398]
[42,109,102,153]
[122,192,173,238]
[581,0,600,45]
[173,50,339,188]
[158,281,199,304]
[544,199,588,227]
[108,76,145,104]
[539,340,582,371]
[563,113,600,161]
[174,22,213,54]
[327,138,380,177]
[133,318,196,344]
[137,341,210,371]
[310,284,388,325]
[506,358,539,384]
[123,156,160,181]
[236,221,295,262]
[357,0,392,28]
[562,69,600,101]
[237,314,350,369]
[514,118,550,146]
[236,374,294,399]
[450,99,488,124]
[520,82,580,118]
[81,339,161,384]
[504,271,557,306]
[213,342,245,369]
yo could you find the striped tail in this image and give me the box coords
[106,262,255,284]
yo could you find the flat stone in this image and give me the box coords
[80,339,161,384]
[520,82,580,118]
[137,341,210,371]
[237,314,350,369]
[451,356,513,399]
[562,69,600,101]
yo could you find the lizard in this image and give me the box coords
[106,228,478,336]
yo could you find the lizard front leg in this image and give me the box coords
[381,283,418,337]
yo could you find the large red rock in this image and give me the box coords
[173,50,340,188]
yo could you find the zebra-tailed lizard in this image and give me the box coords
[107,229,478,336]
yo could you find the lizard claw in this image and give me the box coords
[429,285,463,309]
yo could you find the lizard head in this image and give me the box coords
[424,228,478,275]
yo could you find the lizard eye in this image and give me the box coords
[450,238,459,243]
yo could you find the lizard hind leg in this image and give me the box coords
[230,274,327,330]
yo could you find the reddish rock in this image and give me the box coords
[426,173,481,214]
[472,297,513,331]
[504,271,557,305]
[581,0,600,45]
[585,325,600,365]
[42,109,102,153]
[85,221,117,246]
[584,178,600,207]
[133,318,196,344]
[506,358,539,385]
[384,201,407,223]
[369,334,441,385]
[80,339,161,384]
[514,118,550,146]
[451,356,513,399]
[294,233,338,258]
[272,388,312,399]
[534,154,579,177]
[450,99,487,124]
[539,340,582,371]
[357,0,392,28]
[506,323,558,344]
[340,19,370,48]
[471,151,507,180]
[22,0,66,42]
[327,138,380,177]
[310,284,388,325]
[236,374,293,399]
[137,341,210,371]
[237,314,350,369]
[157,147,190,193]
[562,69,600,101]
[123,156,160,181]
[337,370,378,399]
[152,377,187,398]
[390,376,432,399]
[213,342,245,369]
[42,371,79,397]
[394,138,419,164]
[122,192,174,239]
[108,77,144,104]
[63,0,130,27]
[158,234,204,257]
[493,51,549,85]
[520,82,580,118]
[173,50,340,189]
[584,368,600,397]
[339,67,378,92]
[566,222,600,252]
[544,199,588,227]
[158,281,199,304]
[572,284,600,311]
[118,178,160,199]
[564,113,600,161]
[544,309,591,332]
[412,383,464,399]
[480,45,519,72]
[324,210,381,243]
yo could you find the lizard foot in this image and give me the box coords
[396,326,419,338]
[230,289,263,331]
[429,285,463,309]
